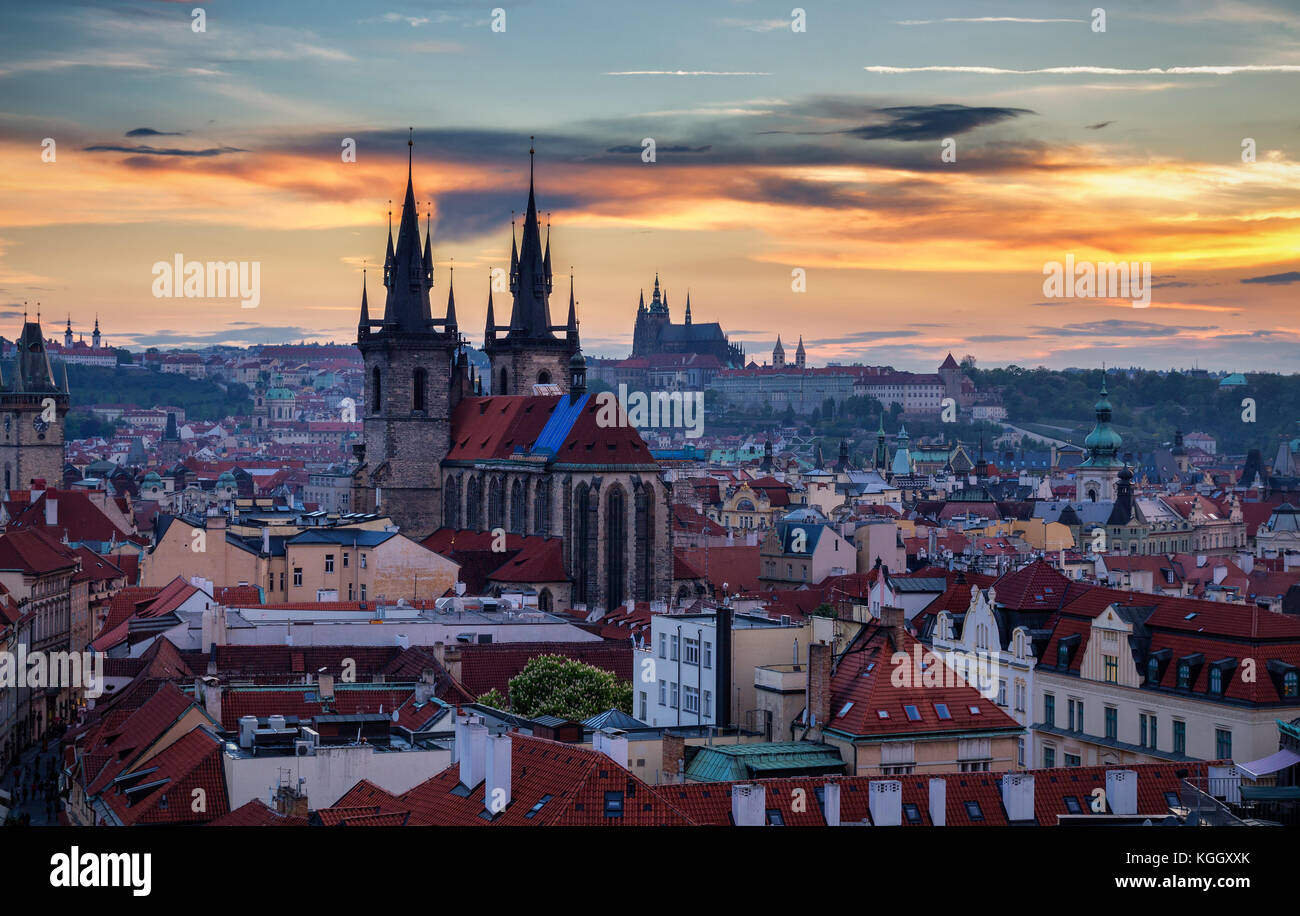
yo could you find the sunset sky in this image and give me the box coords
[1,0,1298,371]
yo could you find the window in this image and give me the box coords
[348,583,354,600]
[1068,699,1084,733]
[658,634,666,659]
[293,568,302,587]
[342,552,349,568]
[684,637,700,665]
[360,554,367,569]
[1215,728,1232,760]
[997,680,1007,707]
[1063,795,1083,814]
[360,584,366,600]
[684,686,700,714]
[1044,693,1055,727]
[639,692,647,721]
[903,803,922,825]
[325,554,335,573]
[1057,643,1070,667]
[703,641,713,668]
[1017,737,1025,767]
[1285,671,1299,698]
[1043,746,1056,768]
[1147,656,1160,685]
[1065,753,1081,768]
[1209,666,1223,695]
[960,759,990,773]
[1104,706,1117,740]
[1103,655,1118,684]
[524,794,553,819]
[766,809,785,825]
[1173,720,1186,755]
[658,680,666,705]
[603,791,624,819]
[670,635,679,661]
[703,690,712,717]
[279,573,285,592]
[903,704,921,721]
[934,703,951,720]
[1014,681,1025,713]
[670,682,679,709]
[1177,661,1190,689]
[963,800,984,821]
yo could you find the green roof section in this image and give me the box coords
[682,741,847,782]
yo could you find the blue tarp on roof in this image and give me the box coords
[531,393,590,457]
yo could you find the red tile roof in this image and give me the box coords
[210,799,309,827]
[446,395,658,468]
[457,641,633,701]
[324,733,694,826]
[101,727,230,826]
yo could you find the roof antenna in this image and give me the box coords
[407,126,414,177]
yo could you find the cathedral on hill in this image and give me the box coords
[631,274,744,366]
[350,138,672,612]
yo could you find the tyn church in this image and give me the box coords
[351,139,673,611]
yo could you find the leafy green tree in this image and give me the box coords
[809,602,838,619]
[507,655,633,720]
[476,688,508,709]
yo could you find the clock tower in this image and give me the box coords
[0,315,70,492]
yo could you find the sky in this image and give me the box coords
[1,0,1298,372]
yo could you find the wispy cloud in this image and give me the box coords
[606,70,771,76]
[895,17,1085,25]
[866,64,1300,75]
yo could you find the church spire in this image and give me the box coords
[509,212,518,293]
[684,291,692,325]
[502,138,555,339]
[358,268,371,336]
[566,273,579,343]
[445,261,457,333]
[543,214,553,293]
[381,128,434,333]
[484,273,497,345]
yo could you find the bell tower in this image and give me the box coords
[0,311,70,492]
[353,131,468,538]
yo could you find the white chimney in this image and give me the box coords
[460,723,488,790]
[868,780,902,826]
[45,499,57,526]
[318,673,334,701]
[1213,565,1228,585]
[262,527,270,554]
[238,715,258,748]
[822,782,841,826]
[485,734,512,814]
[268,714,286,731]
[1105,769,1138,815]
[593,729,629,768]
[1237,552,1254,574]
[731,783,766,826]
[1001,772,1035,821]
[451,713,482,763]
[929,778,946,826]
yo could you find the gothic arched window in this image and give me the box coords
[465,476,482,529]
[488,476,505,530]
[534,479,551,537]
[509,478,525,533]
[371,367,382,412]
[413,367,427,413]
[443,475,461,529]
[606,485,627,609]
[574,483,595,606]
[499,367,508,395]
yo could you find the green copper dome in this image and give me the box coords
[1080,374,1123,467]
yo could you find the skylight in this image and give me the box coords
[838,701,855,718]
[934,703,952,720]
[877,709,890,719]
[904,705,921,721]
[968,705,981,715]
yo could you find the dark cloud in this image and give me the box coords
[1241,271,1300,285]
[125,325,330,347]
[1152,279,1195,289]
[760,103,1035,142]
[83,143,247,157]
[431,188,586,243]
[1085,121,1114,130]
[125,127,186,137]
[605,144,712,154]
[1037,319,1216,338]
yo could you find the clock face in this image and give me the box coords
[33,415,49,434]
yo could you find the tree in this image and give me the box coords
[476,688,508,709]
[809,602,838,619]
[506,655,633,720]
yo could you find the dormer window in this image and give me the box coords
[1057,643,1069,667]
[1209,666,1222,695]
[1147,656,1160,685]
[1285,671,1299,699]
[1177,661,1190,688]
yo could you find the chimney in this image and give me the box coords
[238,715,258,749]
[415,668,437,704]
[929,778,946,826]
[822,782,841,826]
[261,527,270,554]
[662,731,686,780]
[731,783,766,826]
[485,734,512,815]
[1001,772,1035,822]
[452,713,483,763]
[1213,565,1228,585]
[1104,769,1138,815]
[879,605,905,652]
[44,498,57,526]
[460,723,489,790]
[807,642,832,731]
[927,527,937,556]
[318,673,335,701]
[868,780,902,826]
[593,728,629,768]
